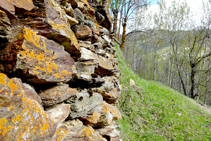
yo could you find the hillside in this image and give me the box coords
[115,45,211,140]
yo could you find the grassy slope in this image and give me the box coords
[115,46,211,141]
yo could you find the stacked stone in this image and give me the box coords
[0,0,122,140]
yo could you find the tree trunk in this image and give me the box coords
[112,9,118,38]
[190,65,195,98]
[120,21,127,51]
[153,48,157,81]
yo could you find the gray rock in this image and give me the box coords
[74,8,84,23]
[65,90,103,119]
[84,20,96,28]
[100,27,110,35]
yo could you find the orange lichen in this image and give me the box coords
[86,112,101,123]
[0,10,7,15]
[0,73,7,84]
[53,73,62,79]
[94,23,102,28]
[79,127,103,140]
[0,118,7,135]
[48,19,80,50]
[61,70,71,76]
[23,28,52,54]
[46,63,53,73]
[54,127,68,141]
[53,63,58,69]
[7,106,15,111]
[12,114,22,124]
[98,56,114,70]
[36,53,45,61]
[23,28,42,50]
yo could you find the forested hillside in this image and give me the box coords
[121,0,211,105]
[115,45,211,140]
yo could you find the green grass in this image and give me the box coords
[115,45,211,141]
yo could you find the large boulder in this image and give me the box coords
[0,28,75,84]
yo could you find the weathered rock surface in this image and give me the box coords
[46,103,71,123]
[0,10,11,46]
[0,28,75,84]
[92,76,121,104]
[80,102,121,128]
[64,124,106,141]
[38,84,77,106]
[66,15,79,26]
[22,83,42,104]
[0,73,57,140]
[18,0,81,59]
[73,25,93,39]
[96,124,122,141]
[0,0,122,140]
[0,0,34,14]
[65,90,103,119]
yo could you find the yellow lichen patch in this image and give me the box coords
[23,28,52,54]
[34,66,46,73]
[98,56,114,70]
[12,114,22,124]
[53,63,58,69]
[53,73,62,79]
[79,127,103,140]
[27,51,35,59]
[0,10,7,15]
[46,63,53,74]
[0,118,13,136]
[95,23,102,28]
[101,102,109,114]
[8,79,18,96]
[87,112,101,123]
[36,53,45,61]
[23,28,42,50]
[61,70,71,76]
[7,106,15,111]
[39,39,53,54]
[48,19,80,50]
[54,127,68,141]
[0,73,7,84]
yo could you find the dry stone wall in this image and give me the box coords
[0,0,122,140]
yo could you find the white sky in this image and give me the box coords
[149,0,210,28]
[127,0,211,31]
